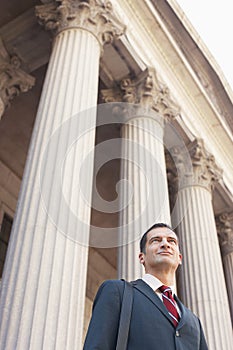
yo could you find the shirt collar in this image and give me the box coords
[142,273,176,295]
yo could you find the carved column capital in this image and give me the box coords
[169,138,222,192]
[188,138,222,190]
[120,68,180,120]
[101,67,180,123]
[216,213,233,256]
[35,0,125,49]
[101,87,122,103]
[0,38,35,119]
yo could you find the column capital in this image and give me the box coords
[35,0,125,48]
[170,138,222,191]
[0,38,35,119]
[216,213,233,256]
[120,68,179,121]
[101,67,180,122]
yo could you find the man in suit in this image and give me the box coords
[83,223,208,349]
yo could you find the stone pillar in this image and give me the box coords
[0,38,35,119]
[0,1,124,350]
[103,68,179,280]
[172,138,233,349]
[216,213,233,324]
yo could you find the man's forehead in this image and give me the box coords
[147,227,178,239]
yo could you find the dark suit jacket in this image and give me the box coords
[83,279,208,349]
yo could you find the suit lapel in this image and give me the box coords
[132,279,174,326]
[174,295,188,330]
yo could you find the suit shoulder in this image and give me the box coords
[98,279,125,291]
[94,279,125,301]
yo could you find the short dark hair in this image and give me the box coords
[140,223,173,253]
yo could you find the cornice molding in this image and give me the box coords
[166,0,233,130]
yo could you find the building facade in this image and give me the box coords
[0,0,232,349]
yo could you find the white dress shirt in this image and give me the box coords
[142,273,181,315]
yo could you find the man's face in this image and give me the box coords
[139,227,182,273]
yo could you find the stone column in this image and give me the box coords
[0,1,124,350]
[0,38,35,119]
[172,138,233,349]
[103,68,179,280]
[216,213,233,324]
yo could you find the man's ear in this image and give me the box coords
[139,252,145,265]
[179,253,182,265]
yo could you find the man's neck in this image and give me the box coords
[146,269,175,286]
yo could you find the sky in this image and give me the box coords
[175,0,233,91]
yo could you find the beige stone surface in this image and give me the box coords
[0,1,232,349]
[174,140,233,349]
[0,3,110,347]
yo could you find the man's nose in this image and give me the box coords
[160,238,170,247]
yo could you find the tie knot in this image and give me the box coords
[159,285,172,295]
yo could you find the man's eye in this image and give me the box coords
[151,238,160,243]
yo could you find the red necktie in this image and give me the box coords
[159,285,180,327]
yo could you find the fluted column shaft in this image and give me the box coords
[118,115,171,280]
[0,1,125,349]
[223,253,233,324]
[173,139,233,349]
[112,68,180,281]
[0,28,100,350]
[216,214,233,324]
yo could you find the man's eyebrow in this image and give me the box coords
[168,236,178,242]
[148,235,178,242]
[148,235,162,242]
